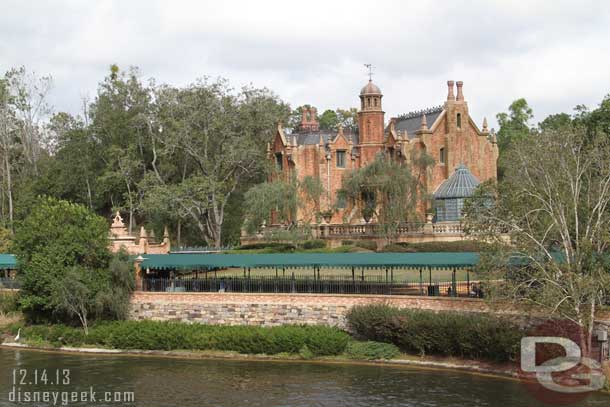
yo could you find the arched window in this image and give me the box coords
[367,98,371,107]
[306,111,311,121]
[374,98,378,107]
[456,113,462,129]
[439,147,446,165]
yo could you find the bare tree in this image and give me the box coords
[465,126,610,356]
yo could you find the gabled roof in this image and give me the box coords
[434,164,481,199]
[290,130,359,146]
[394,106,443,138]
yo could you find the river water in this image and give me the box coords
[0,348,608,406]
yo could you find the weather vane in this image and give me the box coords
[364,63,373,81]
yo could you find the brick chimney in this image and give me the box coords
[299,106,319,132]
[447,80,455,101]
[456,81,464,101]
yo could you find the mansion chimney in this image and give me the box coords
[299,106,319,132]
[447,80,455,101]
[456,81,464,101]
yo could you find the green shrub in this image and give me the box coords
[354,240,377,251]
[300,240,327,250]
[381,243,415,253]
[0,291,19,313]
[237,242,297,252]
[17,321,350,356]
[346,341,400,360]
[381,241,493,253]
[346,304,523,362]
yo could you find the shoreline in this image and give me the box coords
[0,341,522,382]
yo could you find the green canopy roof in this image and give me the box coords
[139,252,480,270]
[0,254,17,269]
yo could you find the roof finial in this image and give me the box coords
[420,113,428,130]
[482,117,489,133]
[364,63,373,81]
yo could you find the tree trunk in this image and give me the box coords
[4,152,13,230]
[85,177,93,210]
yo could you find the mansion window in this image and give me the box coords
[439,147,446,165]
[275,153,283,170]
[456,113,462,129]
[336,150,346,168]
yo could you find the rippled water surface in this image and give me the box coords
[0,348,608,406]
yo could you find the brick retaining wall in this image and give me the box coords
[130,292,502,328]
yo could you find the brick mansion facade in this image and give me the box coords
[269,80,499,226]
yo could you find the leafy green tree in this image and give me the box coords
[89,66,153,232]
[242,175,324,234]
[496,98,533,150]
[464,125,610,357]
[336,108,358,131]
[12,197,132,326]
[495,98,534,177]
[538,112,572,131]
[141,79,290,247]
[319,109,338,130]
[338,152,433,242]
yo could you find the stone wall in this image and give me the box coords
[130,292,495,328]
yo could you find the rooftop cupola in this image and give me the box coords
[359,80,383,112]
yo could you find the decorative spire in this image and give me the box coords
[163,226,169,238]
[111,211,124,228]
[420,113,428,130]
[337,124,344,137]
[482,117,489,133]
[139,226,147,238]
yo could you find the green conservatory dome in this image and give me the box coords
[433,164,480,221]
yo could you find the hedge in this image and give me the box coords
[346,304,524,362]
[381,241,494,253]
[12,321,350,356]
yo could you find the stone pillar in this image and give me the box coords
[134,256,144,291]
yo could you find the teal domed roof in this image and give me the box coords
[433,164,480,199]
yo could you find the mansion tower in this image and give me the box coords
[270,80,499,225]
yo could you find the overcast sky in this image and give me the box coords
[1,0,609,129]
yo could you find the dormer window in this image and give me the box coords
[457,113,462,129]
[336,150,346,168]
